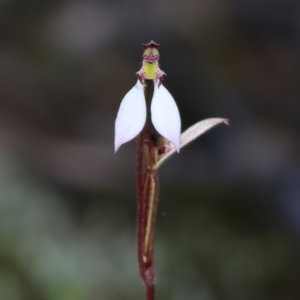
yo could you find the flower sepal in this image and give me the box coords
[114,80,181,153]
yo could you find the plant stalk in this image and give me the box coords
[136,80,159,300]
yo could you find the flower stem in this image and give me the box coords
[136,131,145,278]
[136,80,159,300]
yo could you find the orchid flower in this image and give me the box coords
[114,41,228,300]
[114,41,181,153]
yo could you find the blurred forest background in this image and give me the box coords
[0,0,300,299]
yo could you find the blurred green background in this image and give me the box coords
[0,0,300,299]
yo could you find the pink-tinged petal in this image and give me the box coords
[114,81,146,152]
[151,82,181,152]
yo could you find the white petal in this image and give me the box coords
[155,118,228,168]
[151,82,181,152]
[114,80,146,152]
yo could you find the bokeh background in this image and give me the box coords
[1,0,300,299]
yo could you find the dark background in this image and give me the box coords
[0,0,300,299]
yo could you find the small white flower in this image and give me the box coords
[114,80,181,152]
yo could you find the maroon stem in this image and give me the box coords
[136,124,159,300]
[146,284,155,300]
[136,130,145,277]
